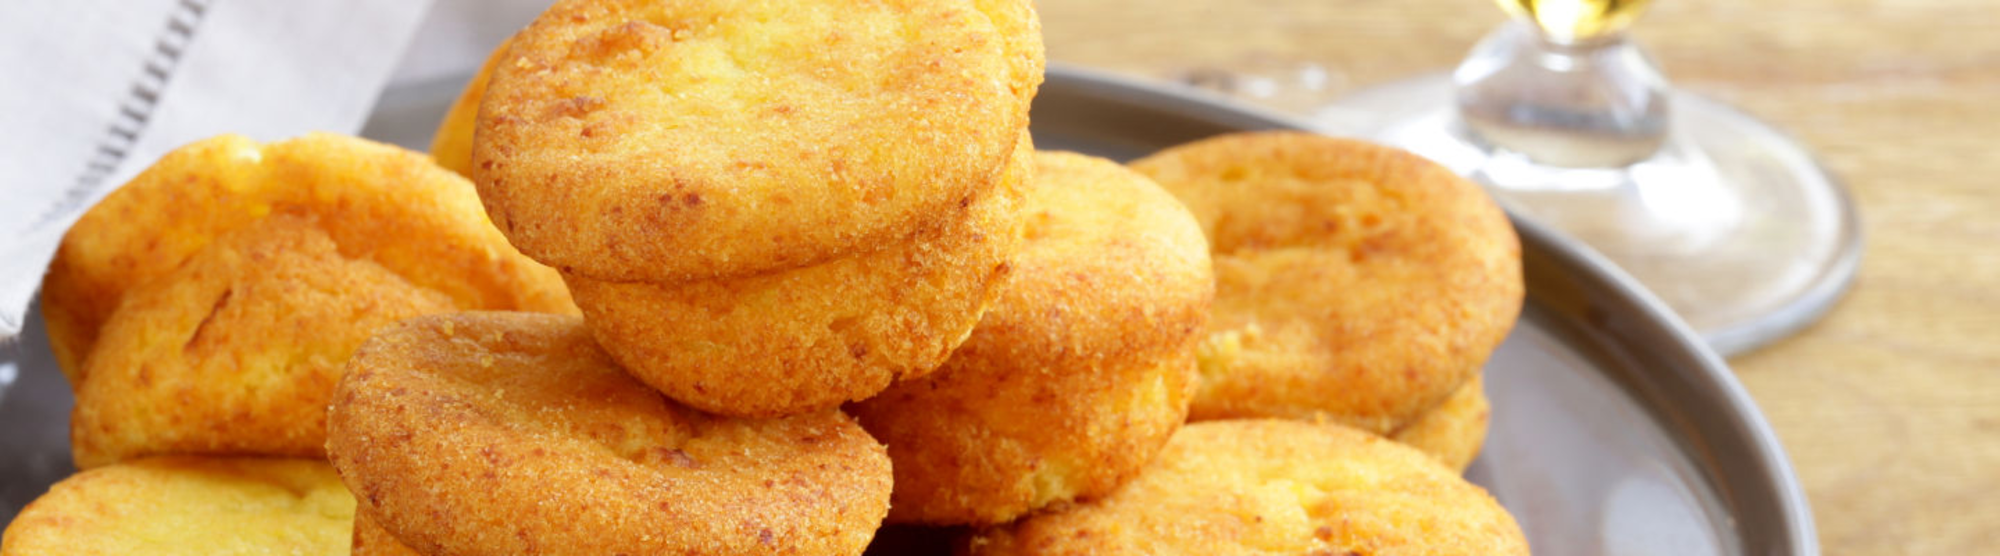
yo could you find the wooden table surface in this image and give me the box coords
[1036,0,2000,553]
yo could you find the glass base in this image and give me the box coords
[1317,74,1861,356]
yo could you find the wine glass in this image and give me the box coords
[1310,0,1861,356]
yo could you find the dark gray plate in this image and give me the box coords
[0,64,1814,556]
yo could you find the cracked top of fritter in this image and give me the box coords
[40,133,574,386]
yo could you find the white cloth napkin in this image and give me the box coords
[0,0,439,338]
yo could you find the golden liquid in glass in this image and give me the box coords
[1496,0,1654,41]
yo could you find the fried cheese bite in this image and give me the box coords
[474,0,1045,282]
[1390,374,1492,473]
[42,133,574,384]
[70,215,456,468]
[45,134,575,468]
[1130,132,1523,435]
[566,136,1031,417]
[327,312,893,556]
[0,457,354,556]
[964,420,1530,556]
[849,151,1212,526]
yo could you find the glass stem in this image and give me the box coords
[1454,22,1671,169]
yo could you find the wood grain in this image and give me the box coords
[1037,0,2000,554]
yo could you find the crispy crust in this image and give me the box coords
[0,457,355,555]
[850,151,1212,525]
[326,312,892,556]
[1130,132,1523,434]
[474,0,1044,281]
[963,420,1529,556]
[40,133,576,385]
[1390,374,1491,473]
[568,136,1032,418]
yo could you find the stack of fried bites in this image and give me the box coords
[5,134,575,555]
[3,0,1532,554]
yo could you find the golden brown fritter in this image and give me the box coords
[1390,374,1492,473]
[326,312,893,556]
[0,457,355,556]
[1130,132,1523,434]
[69,214,457,468]
[427,37,510,178]
[964,420,1530,556]
[41,133,576,385]
[45,134,574,469]
[850,151,1212,526]
[473,0,1044,282]
[567,136,1032,418]
[352,511,425,556]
